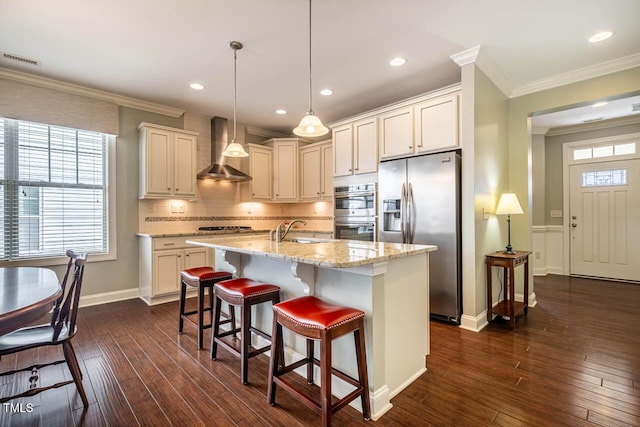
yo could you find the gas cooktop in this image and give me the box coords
[198,226,253,233]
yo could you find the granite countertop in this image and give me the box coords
[136,229,332,238]
[186,235,437,269]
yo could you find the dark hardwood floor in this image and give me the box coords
[1,274,639,426]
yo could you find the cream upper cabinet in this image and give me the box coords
[414,93,459,154]
[269,138,306,201]
[300,141,333,200]
[332,117,377,177]
[321,143,333,198]
[353,117,378,174]
[246,144,273,200]
[379,107,414,160]
[138,122,198,199]
[332,124,353,177]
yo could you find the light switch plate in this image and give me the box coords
[549,210,562,218]
[170,202,185,213]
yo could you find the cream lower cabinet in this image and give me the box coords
[300,141,333,200]
[139,235,212,305]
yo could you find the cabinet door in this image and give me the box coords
[146,128,173,195]
[274,141,298,200]
[321,143,333,198]
[415,94,459,154]
[300,146,322,199]
[353,117,378,174]
[173,133,197,197]
[153,249,182,295]
[249,145,273,200]
[379,107,414,159]
[184,247,211,270]
[332,124,353,177]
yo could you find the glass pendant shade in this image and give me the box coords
[222,139,248,157]
[293,111,329,137]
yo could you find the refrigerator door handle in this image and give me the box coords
[407,183,413,243]
[401,183,407,243]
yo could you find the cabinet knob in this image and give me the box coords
[252,193,255,196]
[348,168,352,172]
[409,146,413,149]
[167,187,171,190]
[176,188,179,191]
[276,194,279,196]
[317,192,320,195]
[418,144,423,148]
[355,168,359,171]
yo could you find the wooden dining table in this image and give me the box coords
[0,267,62,336]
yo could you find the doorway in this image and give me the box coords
[565,137,640,281]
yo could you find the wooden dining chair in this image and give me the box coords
[0,250,89,407]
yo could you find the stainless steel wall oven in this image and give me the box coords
[334,183,377,241]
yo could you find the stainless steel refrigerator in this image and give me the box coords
[378,151,461,324]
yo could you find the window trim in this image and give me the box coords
[0,134,116,267]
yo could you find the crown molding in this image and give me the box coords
[450,45,480,67]
[245,126,288,138]
[450,45,513,98]
[511,52,640,98]
[545,114,640,137]
[531,127,550,135]
[0,67,184,118]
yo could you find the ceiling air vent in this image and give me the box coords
[2,52,39,66]
[632,103,640,112]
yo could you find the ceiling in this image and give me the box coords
[1,0,639,134]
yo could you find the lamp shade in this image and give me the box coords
[293,112,329,137]
[495,193,523,215]
[222,140,249,157]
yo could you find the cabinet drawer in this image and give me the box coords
[153,237,189,250]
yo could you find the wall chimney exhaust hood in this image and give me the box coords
[197,117,252,182]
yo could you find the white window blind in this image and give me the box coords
[1,117,108,260]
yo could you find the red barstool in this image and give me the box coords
[179,267,234,349]
[211,278,281,384]
[267,296,371,426]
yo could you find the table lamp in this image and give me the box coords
[495,193,523,254]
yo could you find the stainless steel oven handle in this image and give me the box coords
[334,192,375,199]
[407,182,414,244]
[335,223,376,227]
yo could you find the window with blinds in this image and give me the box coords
[0,117,108,260]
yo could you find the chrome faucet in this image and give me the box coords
[273,219,307,242]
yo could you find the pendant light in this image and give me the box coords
[293,0,329,137]
[222,41,249,157]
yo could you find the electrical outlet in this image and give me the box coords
[170,202,185,214]
[549,210,562,218]
[535,251,541,260]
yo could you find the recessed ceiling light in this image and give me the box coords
[276,109,287,115]
[190,83,205,90]
[320,89,333,96]
[592,101,608,107]
[588,31,614,43]
[390,57,407,67]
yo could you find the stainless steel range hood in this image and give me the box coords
[197,116,252,181]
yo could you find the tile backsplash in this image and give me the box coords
[139,180,333,234]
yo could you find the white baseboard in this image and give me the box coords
[460,312,488,332]
[79,287,139,308]
[532,225,565,276]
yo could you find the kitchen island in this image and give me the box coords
[187,235,437,420]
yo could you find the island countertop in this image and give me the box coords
[186,235,437,268]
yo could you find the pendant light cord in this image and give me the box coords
[308,0,313,114]
[233,46,238,142]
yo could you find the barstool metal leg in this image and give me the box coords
[211,294,222,359]
[197,284,205,349]
[178,281,187,332]
[320,330,332,427]
[240,302,251,384]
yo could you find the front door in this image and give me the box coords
[569,158,640,281]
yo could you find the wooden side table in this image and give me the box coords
[486,250,531,328]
